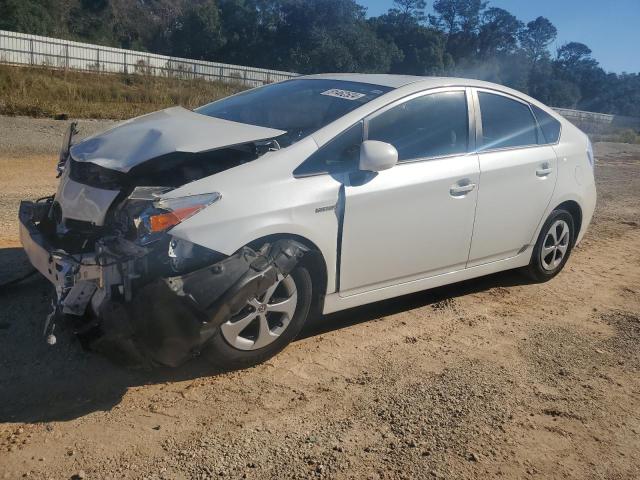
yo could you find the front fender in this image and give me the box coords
[168,148,342,294]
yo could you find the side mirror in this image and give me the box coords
[359,140,398,172]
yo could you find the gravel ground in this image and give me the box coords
[0,118,639,479]
[0,115,116,156]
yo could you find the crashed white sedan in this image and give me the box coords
[19,74,596,368]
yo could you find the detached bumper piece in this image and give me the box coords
[20,201,308,367]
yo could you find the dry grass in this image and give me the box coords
[0,65,247,119]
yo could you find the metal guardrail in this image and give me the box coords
[0,29,297,87]
[552,107,640,129]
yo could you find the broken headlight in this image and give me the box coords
[135,192,221,244]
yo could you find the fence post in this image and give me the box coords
[29,39,34,65]
[96,48,100,71]
[243,69,248,86]
[65,44,69,70]
[123,51,127,74]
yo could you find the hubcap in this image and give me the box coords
[540,219,570,271]
[220,274,298,351]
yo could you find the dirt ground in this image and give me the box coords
[0,118,638,479]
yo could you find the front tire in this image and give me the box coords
[524,209,575,282]
[202,265,313,369]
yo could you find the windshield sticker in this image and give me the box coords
[321,89,367,101]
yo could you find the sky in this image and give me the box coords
[360,0,640,73]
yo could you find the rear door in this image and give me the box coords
[467,89,558,267]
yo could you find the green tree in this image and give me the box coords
[557,42,594,68]
[388,0,427,24]
[519,16,557,64]
[371,10,448,75]
[432,0,486,35]
[554,42,605,110]
[0,0,58,35]
[214,0,280,67]
[478,7,522,57]
[167,1,225,60]
[272,0,400,73]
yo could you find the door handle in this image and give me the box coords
[449,182,476,197]
[536,164,553,177]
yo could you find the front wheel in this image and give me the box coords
[524,209,575,282]
[202,265,313,369]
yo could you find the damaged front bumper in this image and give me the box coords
[19,200,307,366]
[19,200,140,315]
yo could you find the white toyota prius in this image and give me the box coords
[19,74,596,368]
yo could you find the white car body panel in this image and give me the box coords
[70,106,285,172]
[323,249,532,314]
[165,76,596,314]
[167,137,342,294]
[340,152,480,295]
[41,74,597,318]
[467,144,558,266]
[521,98,596,248]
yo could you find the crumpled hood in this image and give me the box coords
[70,106,286,173]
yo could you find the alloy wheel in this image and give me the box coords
[220,274,298,351]
[540,219,570,271]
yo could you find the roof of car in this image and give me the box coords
[299,73,512,92]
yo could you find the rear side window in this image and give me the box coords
[531,104,562,144]
[367,91,468,162]
[293,122,363,177]
[478,92,538,150]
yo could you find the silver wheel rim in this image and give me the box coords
[540,219,570,271]
[220,274,298,351]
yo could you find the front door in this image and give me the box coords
[339,89,480,295]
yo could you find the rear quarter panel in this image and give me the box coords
[540,118,596,245]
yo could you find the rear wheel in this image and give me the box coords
[524,209,575,282]
[203,265,313,369]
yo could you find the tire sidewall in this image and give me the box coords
[530,209,575,280]
[203,265,313,369]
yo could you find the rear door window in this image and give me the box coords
[531,104,562,144]
[367,91,469,162]
[478,92,538,150]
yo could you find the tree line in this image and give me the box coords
[1,0,639,117]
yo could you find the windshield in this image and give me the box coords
[196,79,392,146]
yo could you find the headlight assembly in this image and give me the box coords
[135,192,221,244]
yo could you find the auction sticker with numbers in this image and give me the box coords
[321,89,367,100]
